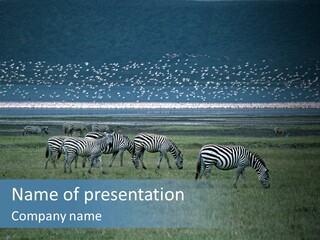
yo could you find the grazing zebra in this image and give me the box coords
[85,132,134,167]
[91,124,113,133]
[273,127,287,136]
[45,136,68,169]
[195,144,270,188]
[23,126,48,135]
[45,135,101,170]
[132,133,183,170]
[63,123,88,136]
[62,132,113,174]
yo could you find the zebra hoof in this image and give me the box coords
[102,170,107,175]
[143,166,147,170]
[88,169,92,174]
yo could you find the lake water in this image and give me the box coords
[0,102,319,117]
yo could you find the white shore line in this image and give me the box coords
[0,102,320,109]
[0,101,319,109]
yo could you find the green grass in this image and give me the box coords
[1,120,320,239]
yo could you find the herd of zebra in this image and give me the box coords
[23,123,270,188]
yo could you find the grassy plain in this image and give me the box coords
[0,115,320,239]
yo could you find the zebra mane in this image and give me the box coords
[168,138,181,154]
[250,151,266,167]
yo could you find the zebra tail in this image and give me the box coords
[195,154,202,180]
[45,144,49,158]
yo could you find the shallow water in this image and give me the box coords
[0,105,319,117]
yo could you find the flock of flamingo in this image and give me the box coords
[0,53,319,109]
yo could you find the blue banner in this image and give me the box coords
[0,179,225,228]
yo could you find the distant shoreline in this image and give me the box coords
[0,101,319,118]
[1,101,319,109]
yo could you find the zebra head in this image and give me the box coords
[175,153,183,169]
[258,168,270,189]
[42,126,49,134]
[103,132,114,148]
[131,154,140,169]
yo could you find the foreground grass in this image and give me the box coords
[1,123,320,239]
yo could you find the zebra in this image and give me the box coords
[45,135,101,169]
[45,136,68,169]
[91,124,113,133]
[23,126,48,135]
[62,132,113,174]
[273,127,288,136]
[131,133,183,170]
[195,144,270,188]
[63,123,88,136]
[85,132,134,167]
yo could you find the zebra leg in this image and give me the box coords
[63,153,68,173]
[48,152,58,169]
[74,155,78,168]
[88,154,101,174]
[119,150,124,167]
[45,151,51,169]
[82,157,86,168]
[233,167,245,188]
[204,166,213,187]
[52,154,57,169]
[64,155,74,173]
[97,154,106,174]
[156,152,164,169]
[88,156,94,174]
[140,151,147,169]
[196,160,205,181]
[68,152,78,173]
[100,157,107,174]
[195,155,204,181]
[163,152,172,169]
[108,151,119,167]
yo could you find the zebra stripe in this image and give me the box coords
[195,144,270,188]
[23,126,48,135]
[132,133,183,170]
[62,132,113,174]
[91,124,113,133]
[45,136,68,169]
[85,132,134,167]
[62,122,88,136]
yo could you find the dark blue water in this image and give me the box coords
[1,107,319,117]
[1,0,319,106]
